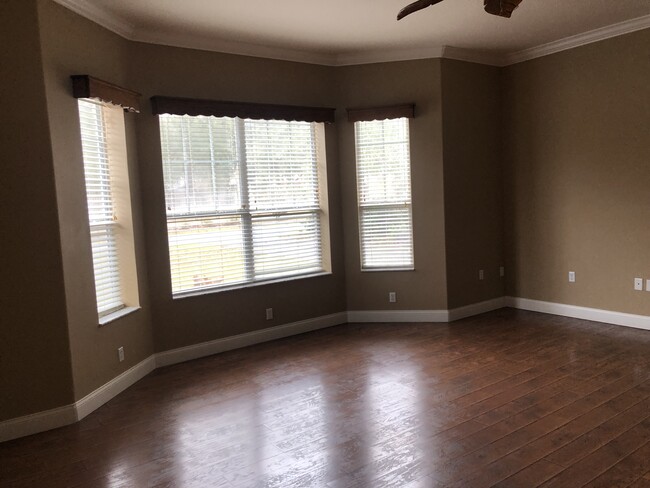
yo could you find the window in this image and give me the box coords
[78,98,139,319]
[354,117,414,270]
[158,115,329,295]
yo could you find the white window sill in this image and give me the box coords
[99,306,141,326]
[172,271,332,300]
[361,267,415,273]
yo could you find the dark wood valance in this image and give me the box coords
[150,96,336,124]
[71,75,141,113]
[347,104,415,123]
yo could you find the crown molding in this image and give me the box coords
[503,14,650,66]
[334,45,444,66]
[52,0,135,39]
[51,0,650,68]
[440,46,505,67]
[134,29,339,67]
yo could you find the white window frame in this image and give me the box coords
[78,98,140,323]
[354,117,415,271]
[158,115,331,297]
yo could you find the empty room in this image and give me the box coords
[2,0,650,486]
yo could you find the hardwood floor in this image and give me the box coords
[3,308,650,487]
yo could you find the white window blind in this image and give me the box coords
[78,99,123,315]
[355,118,414,270]
[159,115,325,295]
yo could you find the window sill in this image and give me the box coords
[361,267,415,273]
[172,271,332,300]
[99,306,141,326]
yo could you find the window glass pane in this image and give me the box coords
[252,212,322,280]
[160,115,241,215]
[245,119,319,211]
[167,217,247,293]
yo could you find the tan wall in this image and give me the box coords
[336,60,448,311]
[36,0,155,400]
[0,0,74,420]
[502,29,650,315]
[5,0,649,426]
[127,42,347,352]
[441,59,505,309]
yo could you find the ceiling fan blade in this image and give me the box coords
[484,0,523,18]
[397,0,446,20]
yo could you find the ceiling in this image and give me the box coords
[55,0,650,66]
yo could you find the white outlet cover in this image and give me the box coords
[646,279,650,292]
[389,292,396,303]
[634,278,643,291]
[265,308,273,320]
[568,272,576,283]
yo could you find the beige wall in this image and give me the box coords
[128,42,347,352]
[502,29,650,315]
[0,0,74,420]
[337,60,449,311]
[36,0,155,400]
[441,59,505,309]
[4,0,649,425]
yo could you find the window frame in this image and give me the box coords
[354,116,415,272]
[77,98,140,323]
[158,114,331,298]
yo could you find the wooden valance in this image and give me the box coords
[347,104,415,123]
[150,96,336,124]
[71,75,141,113]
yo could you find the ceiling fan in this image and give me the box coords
[397,0,524,20]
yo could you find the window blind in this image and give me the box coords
[355,118,414,270]
[78,99,124,315]
[159,115,324,294]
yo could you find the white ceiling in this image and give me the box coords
[55,0,650,66]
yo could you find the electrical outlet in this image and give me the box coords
[499,266,505,277]
[479,270,484,281]
[634,278,643,291]
[389,292,397,303]
[118,347,124,362]
[568,271,576,283]
[646,279,650,292]
[265,308,273,320]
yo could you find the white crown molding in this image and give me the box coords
[334,46,445,67]
[506,297,650,331]
[50,1,650,68]
[52,0,135,39]
[440,46,505,67]
[134,30,339,67]
[503,14,650,66]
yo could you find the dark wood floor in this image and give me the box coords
[3,308,650,487]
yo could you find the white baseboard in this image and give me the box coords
[0,356,157,443]
[0,404,77,443]
[347,309,449,323]
[448,297,507,322]
[6,299,646,443]
[506,297,650,331]
[75,356,157,420]
[155,312,348,368]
